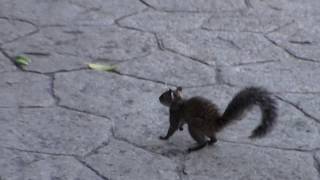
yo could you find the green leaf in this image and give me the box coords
[15,56,31,66]
[88,63,117,72]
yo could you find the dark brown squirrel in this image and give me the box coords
[158,86,278,153]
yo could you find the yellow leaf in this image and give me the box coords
[88,63,117,72]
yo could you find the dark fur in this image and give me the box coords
[159,86,278,152]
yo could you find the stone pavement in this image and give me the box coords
[0,0,320,179]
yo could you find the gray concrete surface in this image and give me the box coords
[0,0,320,179]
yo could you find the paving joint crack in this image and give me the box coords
[114,8,149,32]
[0,16,40,45]
[155,40,215,68]
[265,20,295,35]
[84,141,110,158]
[0,47,25,71]
[182,83,219,89]
[114,12,214,68]
[283,47,319,63]
[244,0,253,8]
[275,95,320,124]
[163,47,211,66]
[1,146,76,157]
[200,26,263,35]
[264,35,320,63]
[153,32,165,51]
[50,74,61,106]
[217,36,241,50]
[231,59,281,67]
[108,52,153,65]
[219,138,315,153]
[22,51,51,56]
[138,1,214,13]
[138,0,157,10]
[57,104,112,120]
[313,153,320,179]
[289,40,312,45]
[267,4,282,11]
[0,16,38,28]
[113,71,177,87]
[11,105,51,109]
[75,157,110,180]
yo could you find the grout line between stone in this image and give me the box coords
[218,138,316,153]
[313,153,320,179]
[75,157,110,180]
[1,146,75,157]
[276,95,320,124]
[264,35,320,63]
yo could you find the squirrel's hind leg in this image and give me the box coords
[187,121,208,152]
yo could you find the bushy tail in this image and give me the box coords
[218,87,278,138]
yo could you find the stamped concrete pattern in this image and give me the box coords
[0,0,320,179]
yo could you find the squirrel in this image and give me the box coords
[158,86,278,153]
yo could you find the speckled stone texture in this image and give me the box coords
[0,0,320,179]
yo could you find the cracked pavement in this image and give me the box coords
[0,0,320,179]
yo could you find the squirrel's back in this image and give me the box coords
[181,97,220,124]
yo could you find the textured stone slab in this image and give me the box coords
[175,85,320,150]
[260,0,320,63]
[118,50,216,87]
[0,52,16,73]
[158,30,285,66]
[220,60,320,93]
[267,21,320,63]
[202,8,293,33]
[0,72,54,107]
[315,151,320,169]
[83,139,180,180]
[55,70,195,154]
[279,93,320,123]
[0,17,37,45]
[184,142,318,180]
[118,10,210,32]
[0,0,145,26]
[2,26,155,72]
[0,148,103,180]
[0,107,112,156]
[144,0,246,12]
[249,0,320,18]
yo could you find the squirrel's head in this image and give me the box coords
[159,87,183,107]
